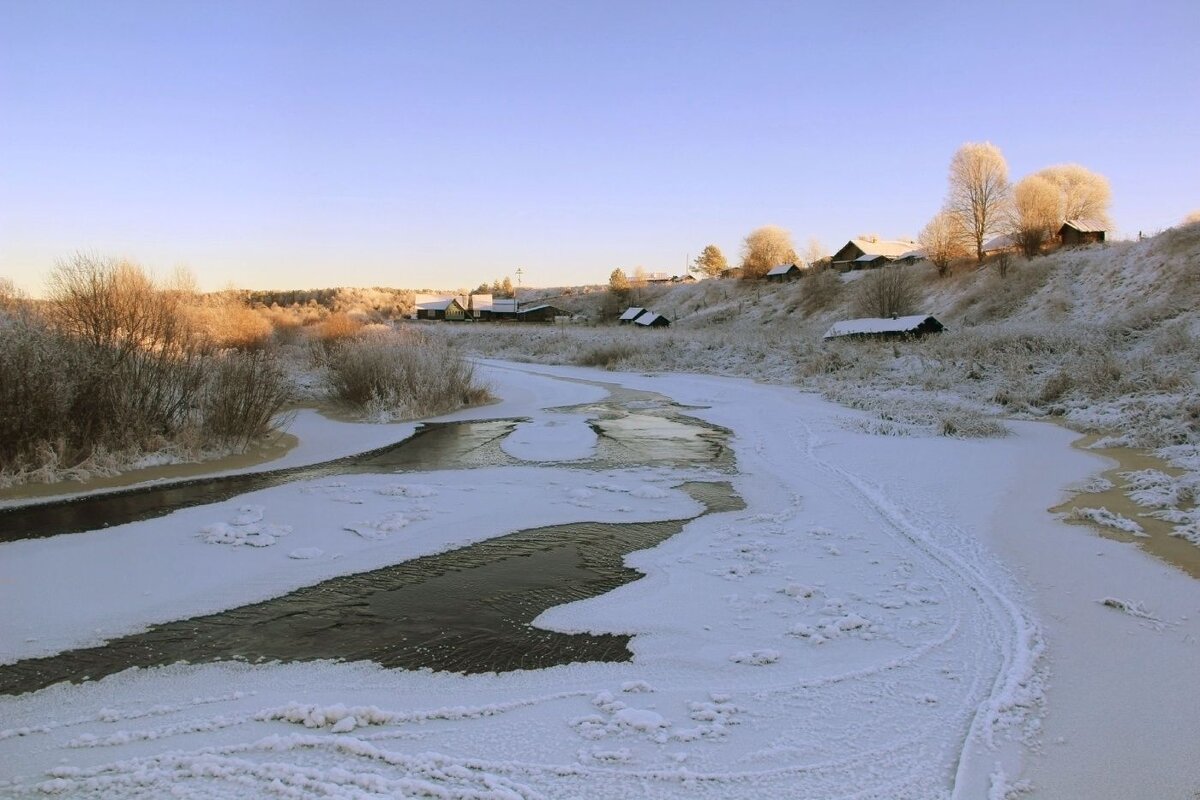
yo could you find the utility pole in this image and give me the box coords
[515,267,523,311]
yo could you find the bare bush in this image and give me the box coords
[200,350,293,448]
[575,342,640,369]
[325,331,490,420]
[853,266,919,318]
[800,268,843,314]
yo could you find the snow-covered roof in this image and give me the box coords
[898,248,926,260]
[645,272,672,282]
[517,304,562,314]
[983,234,1017,252]
[822,314,944,340]
[619,307,647,321]
[854,253,890,262]
[766,263,801,276]
[1062,219,1106,233]
[846,239,917,258]
[490,299,518,313]
[417,299,460,311]
[634,312,668,326]
[469,293,493,311]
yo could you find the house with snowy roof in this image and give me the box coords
[415,297,468,321]
[822,314,945,341]
[765,263,803,281]
[1059,220,1106,247]
[830,238,919,271]
[618,307,647,324]
[634,312,670,328]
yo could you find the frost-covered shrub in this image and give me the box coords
[575,341,642,370]
[201,349,292,447]
[324,330,490,420]
[853,265,918,318]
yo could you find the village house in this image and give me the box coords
[468,293,493,319]
[618,307,647,324]
[516,304,568,323]
[1059,220,1106,247]
[415,297,468,321]
[634,311,670,328]
[480,298,518,321]
[830,238,919,271]
[823,314,945,341]
[765,263,803,281]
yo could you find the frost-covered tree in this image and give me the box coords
[802,237,827,269]
[1009,174,1061,258]
[946,142,1011,262]
[853,265,918,318]
[1034,163,1112,228]
[919,210,967,277]
[608,268,630,295]
[740,225,798,280]
[692,244,728,278]
[1183,210,1200,226]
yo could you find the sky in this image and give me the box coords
[2,0,1198,294]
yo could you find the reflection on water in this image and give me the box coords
[0,384,732,543]
[0,483,743,695]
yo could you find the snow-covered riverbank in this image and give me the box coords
[1,361,1196,799]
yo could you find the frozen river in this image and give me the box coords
[1,361,1197,799]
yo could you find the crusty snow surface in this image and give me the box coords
[1,361,1198,799]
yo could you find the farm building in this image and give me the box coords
[895,248,926,265]
[673,274,697,283]
[719,267,744,279]
[644,272,673,283]
[830,238,919,271]
[1059,220,1106,247]
[765,263,803,281]
[517,304,568,323]
[415,298,468,321]
[822,314,945,341]
[468,293,493,319]
[982,234,1019,255]
[619,307,647,324]
[634,312,670,328]
[481,298,518,321]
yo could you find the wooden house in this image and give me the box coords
[517,304,567,323]
[468,293,493,319]
[765,263,803,281]
[634,312,670,328]
[830,238,919,271]
[822,314,945,341]
[416,298,468,321]
[618,307,647,324]
[1059,220,1106,247]
[719,267,744,279]
[481,298,518,321]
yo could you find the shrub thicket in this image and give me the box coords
[0,255,291,481]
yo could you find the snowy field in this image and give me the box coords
[1,360,1198,799]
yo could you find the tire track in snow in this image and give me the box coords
[788,417,1042,797]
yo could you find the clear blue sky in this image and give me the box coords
[2,0,1197,294]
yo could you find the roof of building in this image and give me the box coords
[1061,219,1106,233]
[416,298,461,311]
[490,299,518,312]
[766,263,801,276]
[645,272,672,282]
[469,293,493,311]
[619,307,647,321]
[517,304,564,314]
[839,238,919,259]
[634,312,668,326]
[982,234,1017,252]
[853,253,890,263]
[898,248,926,260]
[822,314,943,339]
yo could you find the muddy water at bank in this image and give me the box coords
[1052,434,1200,579]
[0,482,742,696]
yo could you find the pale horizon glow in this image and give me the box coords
[2,0,1198,295]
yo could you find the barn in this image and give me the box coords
[822,314,945,341]
[765,263,803,281]
[1059,220,1106,247]
[517,304,567,323]
[619,307,647,324]
[634,312,670,328]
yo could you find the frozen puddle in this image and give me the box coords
[0,482,740,696]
